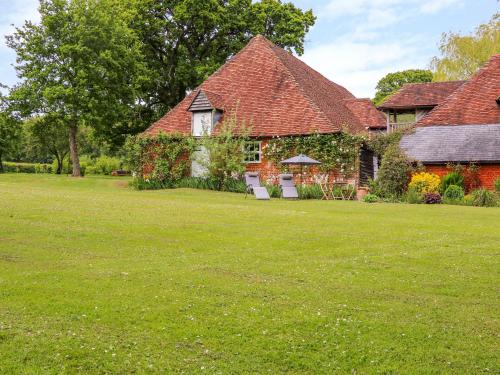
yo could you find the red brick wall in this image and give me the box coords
[245,138,357,186]
[425,164,500,190]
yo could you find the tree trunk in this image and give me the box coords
[0,152,3,173]
[56,154,62,174]
[69,125,81,177]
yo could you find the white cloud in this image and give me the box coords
[300,38,428,97]
[420,0,463,14]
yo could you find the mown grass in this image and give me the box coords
[0,174,499,374]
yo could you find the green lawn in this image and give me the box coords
[1,174,499,374]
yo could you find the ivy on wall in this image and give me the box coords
[124,132,196,188]
[263,132,366,176]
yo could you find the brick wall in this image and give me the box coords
[425,164,500,190]
[245,138,358,186]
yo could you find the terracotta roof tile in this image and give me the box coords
[344,98,387,129]
[417,54,500,126]
[378,81,465,109]
[146,35,384,137]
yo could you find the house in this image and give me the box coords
[146,35,386,185]
[378,81,466,132]
[400,54,500,190]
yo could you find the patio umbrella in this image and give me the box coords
[280,154,321,185]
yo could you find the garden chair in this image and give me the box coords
[279,174,299,199]
[244,172,270,200]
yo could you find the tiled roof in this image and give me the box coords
[417,54,500,126]
[400,124,500,163]
[344,98,387,129]
[146,35,385,137]
[378,81,465,109]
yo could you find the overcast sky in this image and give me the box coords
[0,0,497,98]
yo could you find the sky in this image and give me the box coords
[0,0,498,98]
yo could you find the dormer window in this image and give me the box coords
[188,89,224,137]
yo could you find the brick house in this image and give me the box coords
[378,81,465,132]
[145,35,386,186]
[400,54,500,190]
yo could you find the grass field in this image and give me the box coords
[0,174,499,374]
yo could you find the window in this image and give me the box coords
[244,141,262,163]
[192,111,212,137]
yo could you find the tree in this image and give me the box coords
[431,13,499,81]
[132,0,315,122]
[23,116,69,174]
[373,69,433,105]
[199,113,250,190]
[7,0,148,176]
[0,91,22,172]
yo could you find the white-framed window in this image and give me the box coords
[192,111,212,137]
[244,141,262,163]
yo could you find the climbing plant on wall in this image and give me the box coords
[124,132,196,189]
[263,132,366,176]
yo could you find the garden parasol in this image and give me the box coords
[280,154,321,185]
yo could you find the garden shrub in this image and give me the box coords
[3,162,52,173]
[86,155,122,175]
[296,184,324,199]
[125,132,196,189]
[495,178,500,193]
[424,192,442,204]
[404,187,423,204]
[372,144,413,198]
[408,172,441,194]
[265,184,281,198]
[441,171,465,192]
[363,193,379,203]
[175,177,247,194]
[443,184,465,204]
[470,188,497,207]
[463,194,474,206]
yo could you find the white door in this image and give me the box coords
[191,146,209,177]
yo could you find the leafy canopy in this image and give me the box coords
[431,13,500,81]
[373,69,433,106]
[132,0,315,121]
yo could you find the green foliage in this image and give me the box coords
[133,0,315,116]
[0,96,22,171]
[175,177,247,194]
[431,13,499,81]
[7,0,149,175]
[264,132,365,176]
[442,171,465,192]
[125,132,196,189]
[22,116,69,174]
[495,178,500,193]
[85,156,122,175]
[366,128,412,158]
[443,184,465,204]
[2,161,53,174]
[404,187,423,204]
[374,69,433,105]
[296,184,324,199]
[470,188,497,207]
[363,193,379,203]
[199,114,250,191]
[372,145,413,198]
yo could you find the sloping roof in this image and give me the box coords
[146,35,385,137]
[344,98,387,129]
[378,81,466,110]
[400,125,500,163]
[417,54,500,126]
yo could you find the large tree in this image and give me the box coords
[132,0,315,122]
[7,0,148,176]
[431,13,499,81]
[0,98,21,172]
[373,69,433,105]
[23,116,69,174]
